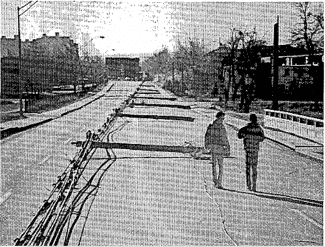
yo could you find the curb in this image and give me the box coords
[263,126,323,146]
[0,118,53,139]
[156,87,323,163]
[226,122,323,163]
[0,84,115,140]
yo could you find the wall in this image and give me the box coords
[1,33,79,97]
[105,57,140,80]
[1,56,78,97]
[255,63,324,100]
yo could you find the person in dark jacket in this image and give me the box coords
[238,113,265,192]
[205,111,230,189]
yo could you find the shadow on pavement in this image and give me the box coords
[221,188,323,208]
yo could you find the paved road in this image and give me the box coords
[79,94,322,246]
[0,81,323,245]
[0,81,141,245]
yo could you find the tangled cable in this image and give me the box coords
[14,84,142,245]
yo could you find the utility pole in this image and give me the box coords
[81,36,105,91]
[272,16,279,110]
[17,1,37,118]
[172,61,175,88]
[17,6,23,117]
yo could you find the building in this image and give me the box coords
[259,44,323,66]
[258,44,323,100]
[105,57,140,80]
[1,33,79,97]
[207,44,324,101]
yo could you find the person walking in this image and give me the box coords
[205,111,230,189]
[238,113,265,192]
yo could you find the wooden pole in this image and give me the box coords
[272,16,279,110]
[18,7,24,117]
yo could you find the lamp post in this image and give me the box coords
[80,35,105,91]
[17,1,38,118]
[85,36,105,58]
[103,48,115,81]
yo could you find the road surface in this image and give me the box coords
[0,81,323,245]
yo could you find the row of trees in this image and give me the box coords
[142,27,267,112]
[143,2,323,113]
[291,2,323,110]
[142,39,213,97]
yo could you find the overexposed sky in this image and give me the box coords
[1,1,323,57]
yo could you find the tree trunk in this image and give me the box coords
[232,82,240,101]
[239,74,246,111]
[224,68,231,107]
[244,96,251,113]
[309,55,320,111]
[224,88,229,108]
[231,62,236,100]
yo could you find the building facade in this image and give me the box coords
[258,45,323,100]
[208,44,324,101]
[1,33,79,97]
[105,57,140,80]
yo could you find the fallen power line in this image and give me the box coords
[14,83,145,245]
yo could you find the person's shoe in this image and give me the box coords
[251,185,256,192]
[213,180,223,189]
[246,181,251,191]
[217,185,223,189]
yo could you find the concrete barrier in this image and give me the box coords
[264,109,323,144]
[225,115,248,130]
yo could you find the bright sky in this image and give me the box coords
[1,1,323,58]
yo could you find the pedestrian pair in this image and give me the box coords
[205,112,265,191]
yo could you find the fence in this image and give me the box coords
[264,109,323,144]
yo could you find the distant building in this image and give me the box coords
[259,44,323,66]
[208,44,323,67]
[207,44,324,100]
[1,33,79,97]
[105,57,140,80]
[258,45,323,100]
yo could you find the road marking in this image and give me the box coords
[64,138,72,144]
[289,208,323,229]
[0,191,12,205]
[39,156,51,166]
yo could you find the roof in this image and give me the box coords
[208,44,323,58]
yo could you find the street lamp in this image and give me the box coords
[80,35,105,91]
[17,1,38,118]
[85,35,105,58]
[102,48,115,81]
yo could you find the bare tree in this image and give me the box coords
[236,28,266,112]
[220,28,243,105]
[291,2,323,53]
[144,39,211,96]
[142,47,172,82]
[173,38,211,96]
[291,2,324,110]
[219,28,265,112]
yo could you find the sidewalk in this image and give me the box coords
[1,82,323,163]
[180,100,323,163]
[0,83,115,139]
[225,111,323,163]
[99,85,323,245]
[1,81,322,245]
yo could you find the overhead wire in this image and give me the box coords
[19,1,38,16]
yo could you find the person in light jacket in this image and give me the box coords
[205,111,230,189]
[238,113,265,192]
